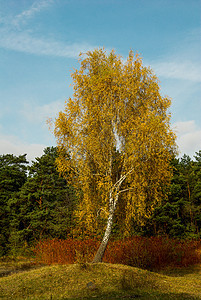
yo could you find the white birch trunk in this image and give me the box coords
[92,167,132,263]
[92,204,115,263]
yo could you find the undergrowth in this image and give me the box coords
[34,237,201,270]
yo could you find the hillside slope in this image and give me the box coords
[0,262,201,299]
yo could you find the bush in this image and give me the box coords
[103,237,201,270]
[34,238,99,264]
[34,237,201,270]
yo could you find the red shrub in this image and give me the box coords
[34,238,100,264]
[103,237,201,270]
[34,237,201,270]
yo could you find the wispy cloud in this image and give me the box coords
[0,99,60,161]
[13,0,53,27]
[0,132,46,162]
[0,0,53,28]
[21,99,65,123]
[0,0,96,58]
[151,61,201,83]
[149,28,201,83]
[0,28,95,57]
[173,120,201,158]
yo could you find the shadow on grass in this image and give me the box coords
[155,265,201,277]
[0,261,44,277]
[64,290,200,300]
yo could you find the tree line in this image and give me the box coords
[0,146,200,256]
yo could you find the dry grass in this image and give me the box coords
[0,256,42,277]
[0,261,201,299]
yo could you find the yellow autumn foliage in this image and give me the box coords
[52,48,177,236]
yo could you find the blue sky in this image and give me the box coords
[0,0,200,161]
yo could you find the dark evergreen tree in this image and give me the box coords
[8,147,77,253]
[0,154,28,255]
[190,151,201,236]
[144,154,201,238]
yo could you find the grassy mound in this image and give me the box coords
[0,262,201,299]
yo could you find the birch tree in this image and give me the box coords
[52,49,177,263]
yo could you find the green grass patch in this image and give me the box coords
[0,261,201,299]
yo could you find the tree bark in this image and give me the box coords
[92,208,114,263]
[92,172,128,263]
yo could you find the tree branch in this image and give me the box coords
[118,187,135,194]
